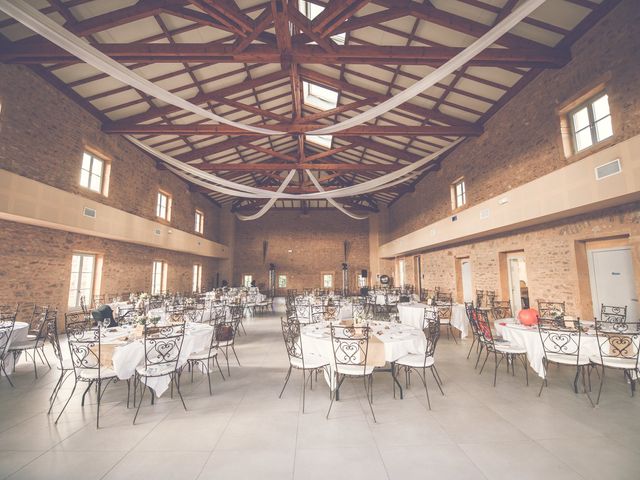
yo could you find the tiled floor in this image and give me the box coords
[1,303,639,479]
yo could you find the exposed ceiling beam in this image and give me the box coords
[196,162,403,172]
[106,69,289,126]
[103,123,483,136]
[0,43,570,68]
[188,0,254,36]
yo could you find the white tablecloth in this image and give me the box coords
[301,321,427,390]
[398,303,429,329]
[3,321,30,374]
[295,303,351,324]
[495,321,600,378]
[399,303,468,338]
[105,322,213,396]
[450,304,469,338]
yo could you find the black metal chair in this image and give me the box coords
[395,312,444,409]
[591,321,640,404]
[185,316,225,395]
[476,309,529,387]
[133,322,186,424]
[436,300,456,343]
[279,316,328,413]
[537,301,566,326]
[327,325,376,422]
[0,313,16,386]
[538,321,591,401]
[475,290,484,308]
[492,300,513,320]
[600,304,627,325]
[217,305,243,376]
[55,320,123,428]
[8,305,52,378]
[47,311,74,414]
[464,302,483,365]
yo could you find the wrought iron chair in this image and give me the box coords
[311,304,326,324]
[591,321,640,404]
[295,302,312,324]
[55,320,123,428]
[475,290,484,308]
[0,313,16,386]
[326,325,376,422]
[184,303,206,323]
[8,305,52,378]
[279,316,329,413]
[492,300,513,320]
[217,305,243,376]
[185,316,225,395]
[436,300,456,343]
[537,301,566,326]
[476,309,529,387]
[395,311,444,409]
[133,322,186,424]
[600,304,627,325]
[464,302,483,365]
[485,290,496,308]
[47,311,74,413]
[538,321,591,401]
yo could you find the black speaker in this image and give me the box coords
[361,269,368,278]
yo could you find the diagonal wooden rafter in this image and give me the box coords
[311,0,370,38]
[103,123,483,136]
[188,0,254,36]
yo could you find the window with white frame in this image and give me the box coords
[451,178,466,210]
[151,260,167,295]
[156,191,172,221]
[242,274,253,288]
[278,274,287,288]
[68,253,96,308]
[570,93,613,153]
[194,209,204,234]
[322,272,333,289]
[80,151,107,194]
[192,264,202,293]
[303,81,339,111]
[306,134,333,149]
[298,0,346,44]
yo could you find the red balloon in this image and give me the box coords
[518,308,539,326]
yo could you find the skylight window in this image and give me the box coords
[298,0,346,45]
[303,81,339,111]
[306,134,333,149]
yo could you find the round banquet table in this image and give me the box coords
[2,321,30,375]
[398,303,469,338]
[100,322,213,396]
[397,302,428,329]
[495,320,601,378]
[294,302,352,324]
[300,320,427,390]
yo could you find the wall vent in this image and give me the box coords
[595,159,621,180]
[82,207,96,218]
[451,215,457,222]
[480,208,490,220]
[154,228,161,236]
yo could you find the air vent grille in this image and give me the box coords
[595,159,621,180]
[82,207,96,218]
[154,229,161,236]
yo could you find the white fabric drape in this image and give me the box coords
[0,0,545,136]
[235,169,297,220]
[310,0,546,134]
[128,135,463,200]
[305,170,368,220]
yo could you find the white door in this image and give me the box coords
[588,247,638,321]
[507,254,528,314]
[461,260,473,303]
